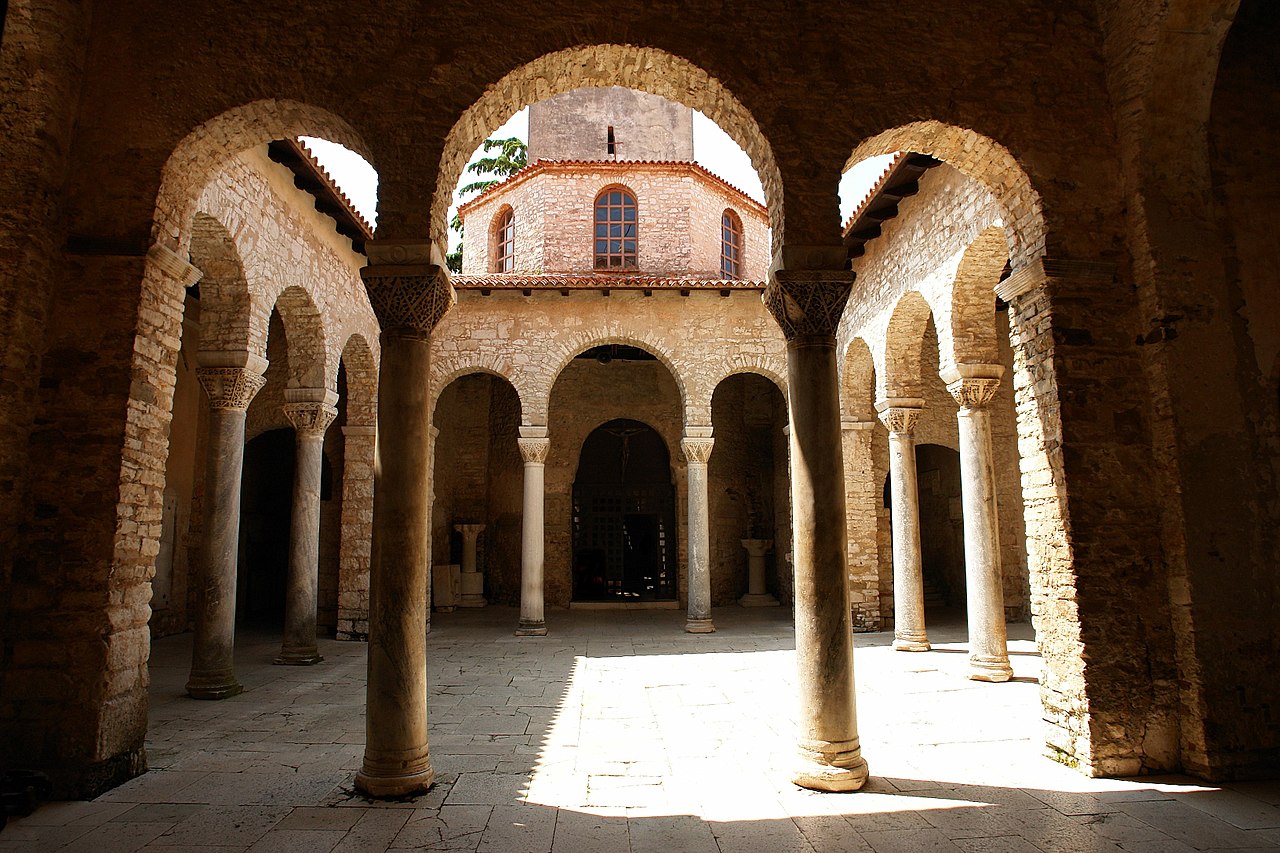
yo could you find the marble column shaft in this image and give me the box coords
[765,269,868,792]
[947,367,1013,683]
[186,359,267,699]
[277,397,338,666]
[878,399,930,652]
[516,431,550,636]
[681,433,715,634]
[356,250,453,798]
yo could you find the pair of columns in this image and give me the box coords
[877,364,1012,682]
[509,425,717,636]
[353,251,867,795]
[185,354,338,700]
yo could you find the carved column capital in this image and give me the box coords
[282,402,338,437]
[763,269,855,341]
[875,397,925,434]
[681,437,715,465]
[361,241,454,337]
[196,367,267,411]
[941,364,1004,410]
[517,437,550,465]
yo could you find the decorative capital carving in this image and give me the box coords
[681,437,715,465]
[763,270,855,341]
[876,397,924,434]
[361,262,454,337]
[148,242,202,288]
[947,377,1001,409]
[517,437,550,464]
[282,402,338,436]
[455,523,486,542]
[196,367,266,411]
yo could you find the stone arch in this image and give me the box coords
[434,44,781,251]
[429,354,529,423]
[189,211,252,356]
[535,331,689,427]
[697,355,789,427]
[270,285,329,390]
[841,338,878,422]
[941,225,1008,372]
[153,99,375,254]
[879,291,936,400]
[339,333,378,428]
[844,122,1045,267]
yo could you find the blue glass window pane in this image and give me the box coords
[596,224,608,237]
[596,240,607,253]
[623,207,636,221]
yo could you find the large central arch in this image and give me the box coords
[434,44,783,251]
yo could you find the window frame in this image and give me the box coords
[492,206,515,273]
[721,209,743,279]
[593,186,639,270]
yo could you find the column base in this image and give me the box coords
[274,651,324,666]
[893,632,931,652]
[739,593,780,607]
[457,595,488,608]
[685,616,716,634]
[792,740,869,792]
[185,672,244,700]
[968,654,1013,682]
[514,620,547,637]
[354,766,435,798]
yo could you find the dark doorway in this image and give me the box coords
[572,419,677,601]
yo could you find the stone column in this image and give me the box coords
[764,266,868,792]
[456,523,487,607]
[876,398,930,652]
[739,539,779,606]
[681,430,716,633]
[276,390,339,665]
[336,424,376,641]
[185,352,268,699]
[355,242,454,798]
[944,364,1013,683]
[842,418,880,630]
[516,428,550,636]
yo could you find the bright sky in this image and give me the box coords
[303,102,896,250]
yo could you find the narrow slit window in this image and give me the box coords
[595,188,637,269]
[607,125,616,157]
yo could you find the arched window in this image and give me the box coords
[721,210,743,279]
[493,208,515,273]
[594,188,637,269]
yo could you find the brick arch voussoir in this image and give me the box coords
[434,44,781,251]
[845,121,1045,269]
[841,337,878,421]
[944,225,1008,373]
[430,356,528,426]
[270,285,331,390]
[338,332,379,428]
[881,291,936,400]
[189,210,254,357]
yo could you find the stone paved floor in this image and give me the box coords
[4,606,1279,851]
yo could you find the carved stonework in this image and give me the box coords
[681,437,715,465]
[877,405,922,435]
[282,402,339,437]
[147,242,203,288]
[360,265,455,336]
[517,437,550,464]
[948,377,1002,410]
[763,270,855,340]
[196,367,266,411]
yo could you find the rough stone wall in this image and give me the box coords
[460,163,768,279]
[528,87,694,162]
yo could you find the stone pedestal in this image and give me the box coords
[765,268,868,792]
[945,365,1013,683]
[276,391,338,666]
[355,248,452,799]
[516,429,549,636]
[432,563,460,611]
[739,539,779,606]
[455,523,487,608]
[877,398,930,652]
[186,354,267,700]
[682,431,716,633]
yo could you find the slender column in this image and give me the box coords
[765,267,868,792]
[276,391,339,665]
[186,354,268,699]
[876,398,930,652]
[355,243,454,798]
[516,428,550,636]
[739,539,779,606]
[681,431,716,633]
[944,364,1013,683]
[456,523,487,607]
